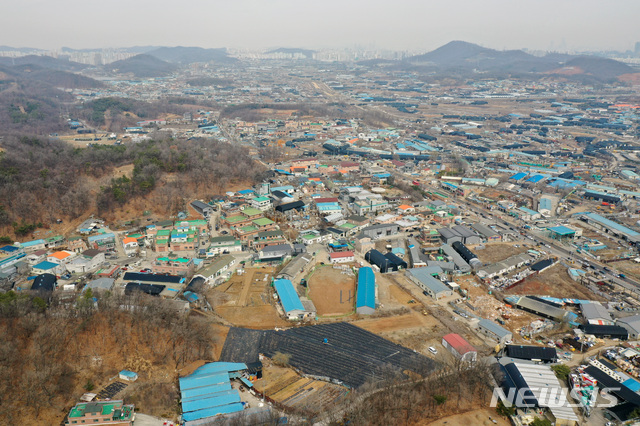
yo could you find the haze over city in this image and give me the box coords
[2,0,640,52]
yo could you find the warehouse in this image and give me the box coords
[275,200,305,214]
[179,362,247,425]
[538,197,553,216]
[274,279,310,320]
[477,319,513,345]
[451,241,482,269]
[440,244,471,274]
[579,212,640,244]
[355,267,376,315]
[504,344,558,363]
[365,249,391,273]
[470,223,501,242]
[360,223,400,239]
[329,251,355,264]
[406,267,452,300]
[438,225,482,245]
[499,362,579,425]
[581,324,628,340]
[442,333,477,363]
[191,200,214,218]
[583,190,621,204]
[548,225,576,240]
[277,253,312,281]
[510,296,577,323]
[580,302,613,325]
[384,251,407,271]
[616,315,640,339]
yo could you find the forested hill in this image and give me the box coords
[0,136,265,237]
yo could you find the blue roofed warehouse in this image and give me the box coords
[356,267,376,315]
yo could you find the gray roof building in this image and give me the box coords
[581,302,613,325]
[617,315,640,339]
[477,318,512,344]
[406,267,452,300]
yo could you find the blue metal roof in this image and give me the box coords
[33,261,57,270]
[182,390,241,413]
[549,225,575,236]
[179,371,229,390]
[624,378,640,392]
[583,212,639,237]
[356,267,375,309]
[0,245,19,253]
[509,172,527,181]
[182,403,245,422]
[21,239,45,247]
[526,174,546,183]
[181,382,232,400]
[539,198,552,210]
[274,279,305,313]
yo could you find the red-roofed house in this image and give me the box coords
[442,333,477,363]
[47,250,75,265]
[397,204,415,214]
[314,197,339,204]
[329,251,355,264]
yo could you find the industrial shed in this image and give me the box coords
[511,296,577,323]
[365,249,391,273]
[274,279,309,320]
[581,324,628,340]
[191,200,214,218]
[580,302,613,325]
[384,251,407,271]
[470,223,501,241]
[355,267,376,315]
[406,267,452,300]
[179,362,247,425]
[451,241,481,269]
[442,333,477,363]
[477,318,512,345]
[275,200,305,213]
[504,344,557,363]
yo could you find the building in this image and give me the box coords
[257,244,292,262]
[442,333,477,363]
[510,296,577,323]
[274,278,310,320]
[154,256,195,276]
[329,251,355,264]
[406,267,452,300]
[84,277,115,293]
[275,200,305,214]
[579,212,640,244]
[31,273,57,292]
[504,344,558,363]
[355,267,376,315]
[470,223,501,242]
[616,315,640,339]
[250,196,272,211]
[360,223,399,240]
[438,225,482,245]
[196,255,236,284]
[65,249,106,274]
[64,400,134,426]
[581,324,628,340]
[581,302,613,325]
[178,362,248,425]
[277,253,312,281]
[477,319,513,345]
[191,200,215,218]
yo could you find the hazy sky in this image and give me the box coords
[2,0,640,53]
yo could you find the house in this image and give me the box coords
[47,250,76,265]
[31,273,57,292]
[195,255,236,284]
[63,400,134,426]
[442,333,477,363]
[170,229,196,251]
[67,236,88,253]
[202,236,242,257]
[122,237,139,255]
[32,260,64,275]
[154,256,195,276]
[329,251,355,264]
[250,196,272,211]
[254,230,287,250]
[88,233,116,251]
[65,249,105,274]
[257,244,293,262]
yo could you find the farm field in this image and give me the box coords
[208,268,289,328]
[307,265,356,316]
[474,242,528,264]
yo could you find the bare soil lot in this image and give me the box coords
[307,265,356,316]
[208,268,289,328]
[475,242,528,264]
[505,263,603,301]
[422,408,510,426]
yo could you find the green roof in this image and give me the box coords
[157,229,171,236]
[239,225,258,233]
[339,223,356,229]
[225,215,248,224]
[45,235,64,243]
[156,238,169,244]
[175,219,207,226]
[127,233,143,239]
[301,234,316,240]
[253,196,270,202]
[158,257,191,263]
[242,207,263,216]
[253,218,275,226]
[211,236,237,243]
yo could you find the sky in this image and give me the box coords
[2,0,640,53]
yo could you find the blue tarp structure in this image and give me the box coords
[274,279,305,314]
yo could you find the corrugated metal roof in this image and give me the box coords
[274,279,305,313]
[356,267,375,309]
[478,318,511,339]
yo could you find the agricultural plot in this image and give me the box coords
[307,265,356,316]
[220,322,438,388]
[208,268,289,328]
[504,263,604,300]
[254,365,348,414]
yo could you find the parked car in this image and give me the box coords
[429,347,438,354]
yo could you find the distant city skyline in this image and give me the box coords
[2,0,640,53]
